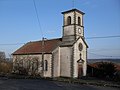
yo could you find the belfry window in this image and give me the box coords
[78,17,81,25]
[44,60,48,71]
[67,16,71,25]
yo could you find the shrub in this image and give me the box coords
[95,62,116,80]
[0,60,13,75]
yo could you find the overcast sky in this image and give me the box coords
[0,0,120,59]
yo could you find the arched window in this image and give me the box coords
[67,16,71,25]
[78,17,81,25]
[44,60,48,71]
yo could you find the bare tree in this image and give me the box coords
[0,51,6,60]
[13,55,39,76]
[31,57,39,76]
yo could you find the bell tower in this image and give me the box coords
[62,9,85,42]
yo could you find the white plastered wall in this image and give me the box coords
[73,38,87,78]
[52,47,60,77]
[75,12,83,26]
[60,47,72,77]
[64,12,74,25]
[43,54,52,77]
[13,54,52,77]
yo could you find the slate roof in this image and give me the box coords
[13,38,62,55]
[60,41,76,46]
[62,8,85,15]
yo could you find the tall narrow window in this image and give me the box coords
[78,17,81,25]
[44,60,48,71]
[67,16,71,25]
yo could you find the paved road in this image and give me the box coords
[0,79,119,90]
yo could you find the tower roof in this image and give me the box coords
[62,9,85,15]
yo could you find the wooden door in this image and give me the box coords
[78,64,83,78]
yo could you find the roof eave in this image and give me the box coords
[12,52,52,55]
[62,9,85,15]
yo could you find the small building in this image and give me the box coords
[12,9,88,78]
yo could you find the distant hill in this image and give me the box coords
[88,59,120,64]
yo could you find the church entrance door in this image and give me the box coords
[78,64,83,78]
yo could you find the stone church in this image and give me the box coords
[12,9,88,78]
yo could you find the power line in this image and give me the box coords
[86,35,120,39]
[0,35,120,46]
[33,0,43,38]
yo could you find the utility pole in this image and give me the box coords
[42,37,44,77]
[41,37,47,77]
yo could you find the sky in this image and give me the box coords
[0,0,120,59]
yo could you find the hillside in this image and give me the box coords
[88,59,120,64]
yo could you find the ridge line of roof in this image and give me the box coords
[27,38,62,43]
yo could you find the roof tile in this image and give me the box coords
[13,38,62,55]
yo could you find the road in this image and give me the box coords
[0,79,119,90]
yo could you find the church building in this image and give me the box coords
[12,9,88,78]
